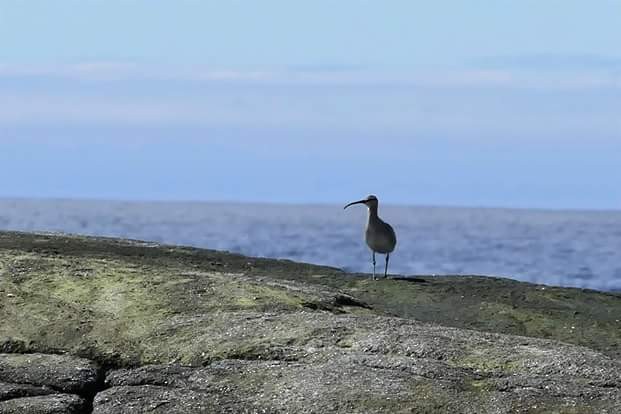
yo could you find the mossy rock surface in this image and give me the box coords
[0,231,620,413]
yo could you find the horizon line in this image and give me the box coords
[1,195,619,214]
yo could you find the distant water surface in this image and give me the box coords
[1,198,620,292]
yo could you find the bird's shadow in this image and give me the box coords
[388,276,430,284]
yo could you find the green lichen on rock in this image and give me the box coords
[291,273,621,359]
[0,232,372,367]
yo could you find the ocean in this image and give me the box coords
[1,198,620,292]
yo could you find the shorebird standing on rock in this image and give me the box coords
[344,195,397,280]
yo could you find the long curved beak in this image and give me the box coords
[343,199,367,209]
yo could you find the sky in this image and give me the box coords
[0,1,620,209]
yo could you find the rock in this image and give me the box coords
[0,353,101,395]
[0,353,97,413]
[94,342,621,413]
[0,382,56,402]
[93,386,217,414]
[0,231,620,413]
[105,364,207,388]
[0,394,87,414]
[1,231,619,363]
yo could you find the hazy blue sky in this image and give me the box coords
[1,1,620,208]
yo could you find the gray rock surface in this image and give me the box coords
[0,394,87,414]
[0,353,99,414]
[93,316,621,413]
[0,353,101,395]
[0,231,620,413]
[0,382,56,402]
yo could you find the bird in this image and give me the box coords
[344,195,397,280]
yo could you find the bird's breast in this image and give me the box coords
[365,221,396,254]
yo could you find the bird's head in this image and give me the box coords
[344,194,378,210]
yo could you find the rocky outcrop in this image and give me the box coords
[0,231,619,413]
[0,353,99,413]
[0,353,101,395]
[91,322,621,413]
[1,381,57,402]
[0,394,87,414]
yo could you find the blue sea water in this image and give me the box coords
[1,198,620,292]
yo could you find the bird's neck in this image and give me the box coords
[367,205,379,219]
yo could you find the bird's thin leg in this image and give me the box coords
[372,251,376,280]
[384,253,390,278]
